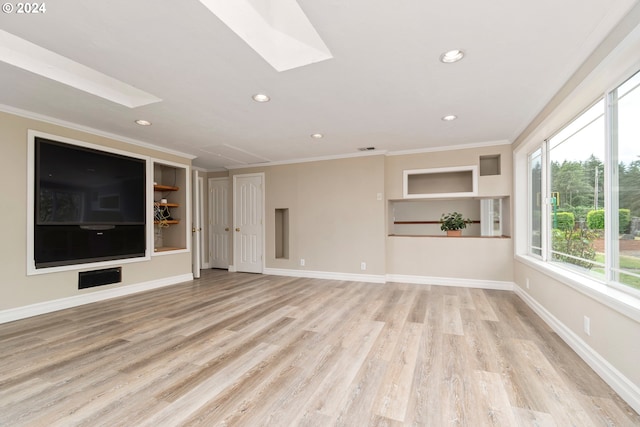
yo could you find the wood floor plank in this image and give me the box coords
[580,395,640,427]
[509,338,596,426]
[443,294,464,336]
[334,358,388,426]
[460,311,504,374]
[178,328,316,425]
[473,369,519,426]
[468,288,499,321]
[439,333,484,425]
[456,287,476,310]
[512,407,558,426]
[239,343,345,426]
[369,287,417,362]
[406,290,429,324]
[372,321,422,421]
[290,320,384,424]
[156,316,297,403]
[143,342,282,426]
[405,286,445,425]
[0,269,638,426]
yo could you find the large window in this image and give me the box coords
[528,70,640,296]
[612,71,640,290]
[529,148,542,257]
[548,100,605,276]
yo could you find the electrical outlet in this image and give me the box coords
[300,258,305,266]
[584,316,591,336]
[360,262,366,271]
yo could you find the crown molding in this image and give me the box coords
[0,104,197,160]
[225,149,388,170]
[386,139,511,157]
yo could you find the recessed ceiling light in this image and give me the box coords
[440,49,465,63]
[135,119,152,126]
[310,133,323,139]
[252,93,270,102]
[441,115,457,121]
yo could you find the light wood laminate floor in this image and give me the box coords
[1,270,638,426]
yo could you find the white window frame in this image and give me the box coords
[515,67,640,322]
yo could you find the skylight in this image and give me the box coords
[198,0,333,72]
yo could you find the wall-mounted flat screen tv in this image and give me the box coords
[34,137,146,268]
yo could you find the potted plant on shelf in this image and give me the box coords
[440,211,472,237]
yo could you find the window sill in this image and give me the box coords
[515,254,640,323]
[388,234,511,238]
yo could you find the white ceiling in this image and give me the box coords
[0,0,638,170]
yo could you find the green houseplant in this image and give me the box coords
[440,211,472,236]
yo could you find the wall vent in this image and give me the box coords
[78,267,122,289]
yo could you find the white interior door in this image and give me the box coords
[209,177,230,269]
[233,174,264,273]
[192,171,202,278]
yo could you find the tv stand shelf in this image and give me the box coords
[154,184,179,192]
[153,162,187,254]
[154,220,180,225]
[154,246,184,252]
[394,220,481,225]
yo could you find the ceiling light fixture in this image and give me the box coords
[310,133,323,139]
[441,115,457,121]
[135,119,152,126]
[252,93,270,102]
[440,49,465,63]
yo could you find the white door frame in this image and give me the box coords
[232,172,265,273]
[208,177,231,270]
[198,175,206,268]
[191,171,203,278]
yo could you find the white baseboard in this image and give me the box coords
[514,285,640,415]
[386,274,515,291]
[262,269,513,289]
[263,268,386,283]
[0,273,193,325]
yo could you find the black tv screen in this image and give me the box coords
[34,137,146,267]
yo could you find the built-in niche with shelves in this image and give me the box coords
[389,197,510,237]
[479,154,501,176]
[153,161,188,253]
[275,208,289,259]
[403,166,478,198]
[394,159,511,237]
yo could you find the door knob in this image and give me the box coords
[235,227,240,232]
[225,227,229,231]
